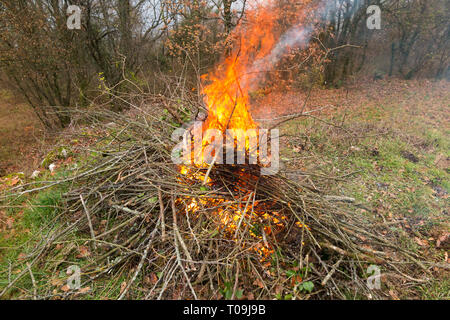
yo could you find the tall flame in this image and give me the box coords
[201,0,317,134]
[178,0,314,259]
[201,2,281,133]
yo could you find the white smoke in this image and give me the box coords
[244,0,334,87]
[250,26,313,74]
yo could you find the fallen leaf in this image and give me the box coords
[291,274,302,287]
[274,285,283,295]
[76,246,91,258]
[51,278,64,287]
[6,217,14,229]
[253,279,264,289]
[149,272,158,285]
[437,233,449,248]
[78,287,90,294]
[120,281,127,294]
[61,285,70,292]
[414,237,428,247]
[389,289,399,300]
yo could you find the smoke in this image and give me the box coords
[250,26,313,74]
[245,0,332,87]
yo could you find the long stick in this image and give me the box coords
[80,194,97,250]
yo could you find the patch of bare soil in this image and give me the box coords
[250,77,450,126]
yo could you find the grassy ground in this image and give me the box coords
[274,79,449,298]
[0,79,448,299]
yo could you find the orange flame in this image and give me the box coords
[178,1,312,260]
[201,0,317,135]
[201,2,281,134]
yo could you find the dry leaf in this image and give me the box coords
[149,272,158,284]
[437,233,449,248]
[51,278,63,287]
[253,279,264,288]
[78,287,90,294]
[274,285,283,295]
[389,289,399,300]
[120,281,127,294]
[6,217,14,229]
[61,285,70,292]
[291,274,302,287]
[76,246,91,258]
[414,237,428,247]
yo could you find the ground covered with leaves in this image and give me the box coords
[0,89,45,176]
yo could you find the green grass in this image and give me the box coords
[419,278,450,300]
[0,179,68,298]
[0,165,138,300]
[278,81,449,298]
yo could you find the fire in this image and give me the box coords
[177,1,310,259]
[201,3,280,135]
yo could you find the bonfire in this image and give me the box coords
[0,0,431,301]
[172,1,318,259]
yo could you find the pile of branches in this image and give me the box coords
[1,105,431,300]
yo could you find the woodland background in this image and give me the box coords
[0,0,448,130]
